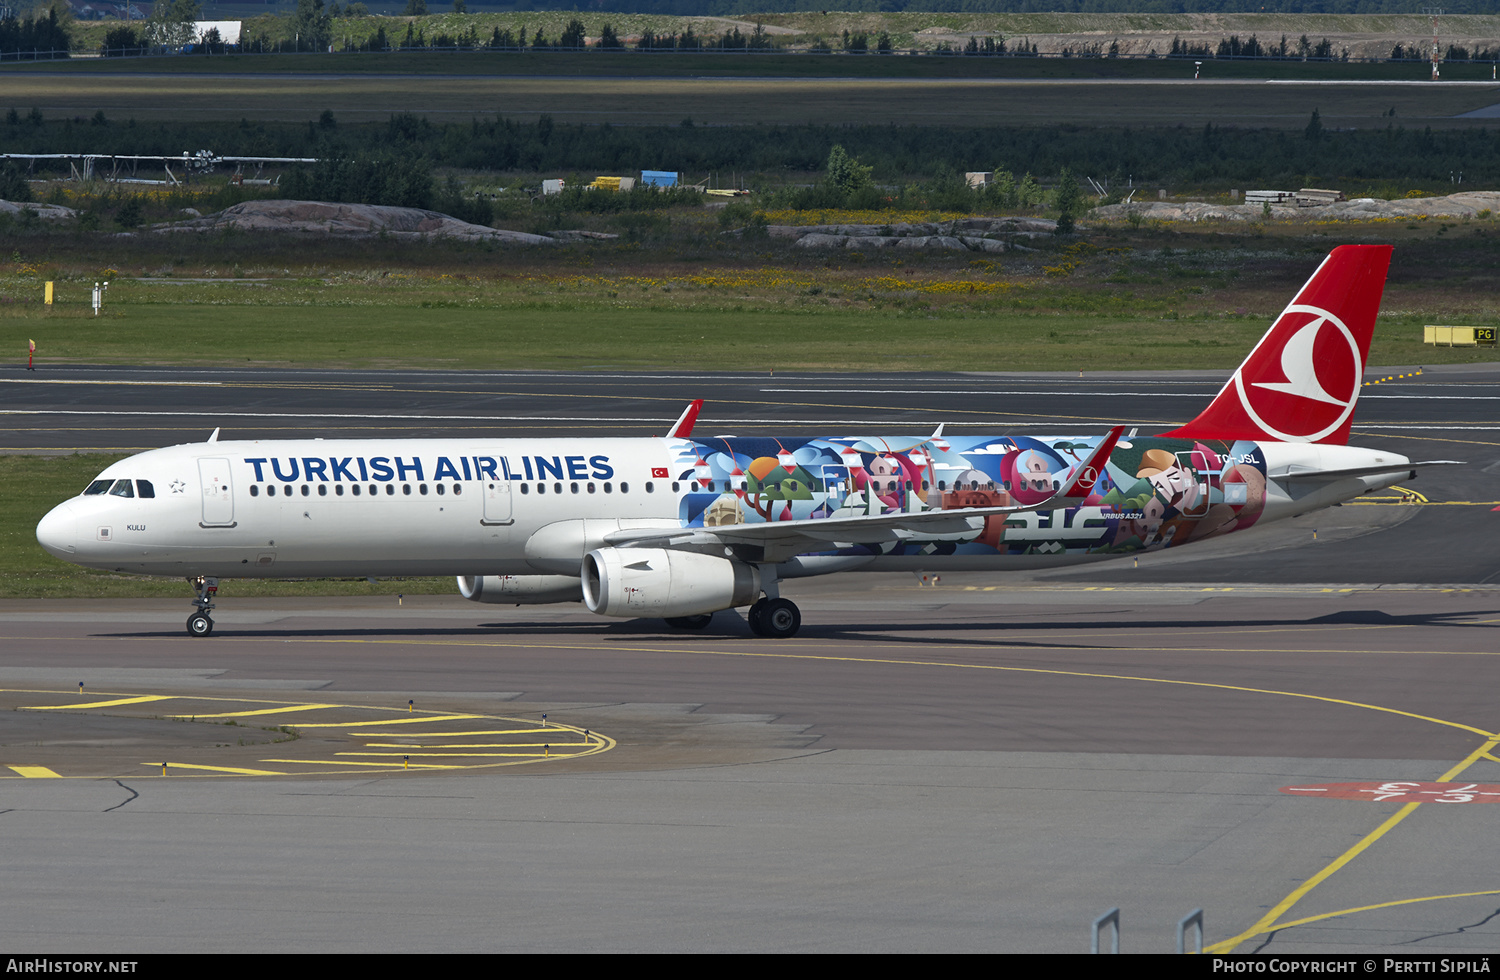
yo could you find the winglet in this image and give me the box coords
[207,427,220,443]
[1050,426,1124,506]
[667,400,704,438]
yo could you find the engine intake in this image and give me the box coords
[582,548,761,619]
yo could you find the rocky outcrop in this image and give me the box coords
[1093,190,1500,223]
[154,200,558,243]
[0,200,76,220]
[770,216,1059,250]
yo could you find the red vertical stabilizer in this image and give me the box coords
[1160,244,1392,446]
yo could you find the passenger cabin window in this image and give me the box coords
[83,480,112,496]
[109,479,134,498]
[251,485,260,497]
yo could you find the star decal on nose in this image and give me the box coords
[170,480,186,495]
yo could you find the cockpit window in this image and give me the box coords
[108,479,135,498]
[136,480,155,499]
[83,480,112,496]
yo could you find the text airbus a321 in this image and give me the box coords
[36,245,1446,638]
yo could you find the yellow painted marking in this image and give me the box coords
[254,637,1492,739]
[1348,500,1500,507]
[1350,429,1500,449]
[358,728,572,737]
[0,687,614,776]
[336,751,552,758]
[168,704,338,719]
[8,766,61,778]
[364,742,587,749]
[293,714,482,728]
[1257,889,1500,933]
[22,695,174,710]
[260,758,459,769]
[146,762,285,776]
[1206,803,1425,954]
[1207,735,1500,953]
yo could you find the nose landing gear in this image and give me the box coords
[187,576,218,637]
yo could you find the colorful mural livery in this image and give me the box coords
[668,433,1267,561]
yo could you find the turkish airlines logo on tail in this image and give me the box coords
[1234,304,1361,443]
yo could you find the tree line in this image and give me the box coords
[4,113,1497,206]
[0,9,71,57]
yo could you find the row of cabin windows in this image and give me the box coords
[84,479,154,498]
[249,483,465,498]
[85,475,1053,503]
[520,481,635,495]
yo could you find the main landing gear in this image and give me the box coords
[747,596,801,639]
[187,575,218,637]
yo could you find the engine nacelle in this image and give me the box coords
[582,548,761,619]
[457,574,582,605]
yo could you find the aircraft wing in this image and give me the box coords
[604,426,1123,561]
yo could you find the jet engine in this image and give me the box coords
[582,548,761,619]
[457,574,583,605]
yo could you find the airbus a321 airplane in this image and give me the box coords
[37,244,1441,639]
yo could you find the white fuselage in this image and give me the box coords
[36,435,1412,582]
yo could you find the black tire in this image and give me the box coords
[665,614,713,630]
[759,598,800,639]
[747,598,769,637]
[187,613,213,637]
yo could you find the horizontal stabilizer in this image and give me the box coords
[1271,459,1463,482]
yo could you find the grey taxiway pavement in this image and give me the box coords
[3,365,1499,952]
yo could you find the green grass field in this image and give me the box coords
[4,259,1494,374]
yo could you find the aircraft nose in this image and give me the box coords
[36,501,78,558]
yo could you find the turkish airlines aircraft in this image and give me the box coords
[36,245,1442,638]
